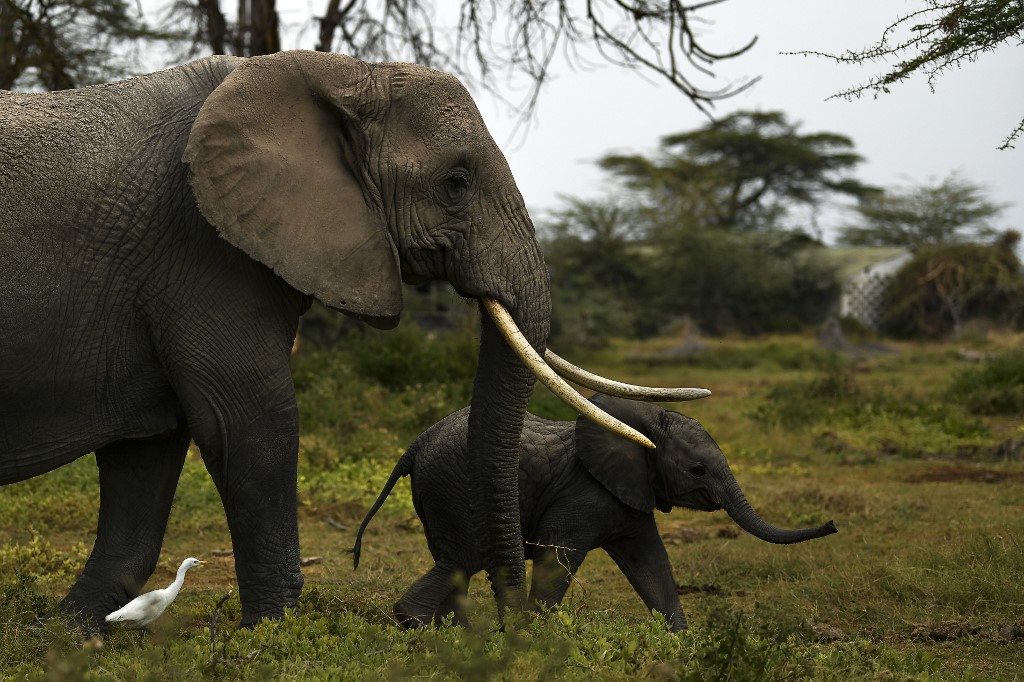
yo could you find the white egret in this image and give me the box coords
[105,557,206,627]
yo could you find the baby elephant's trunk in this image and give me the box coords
[722,480,838,544]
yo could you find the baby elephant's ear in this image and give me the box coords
[575,394,662,512]
[184,51,403,328]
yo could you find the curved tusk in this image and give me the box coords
[481,298,656,449]
[544,350,711,402]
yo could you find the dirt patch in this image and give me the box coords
[662,527,708,544]
[911,620,982,641]
[907,620,1024,642]
[805,620,845,642]
[662,526,741,545]
[904,464,1022,484]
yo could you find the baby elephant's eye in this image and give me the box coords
[443,168,472,203]
[690,463,707,477]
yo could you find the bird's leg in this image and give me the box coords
[57,429,190,630]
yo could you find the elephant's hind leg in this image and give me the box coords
[394,562,468,628]
[435,572,470,627]
[528,545,587,610]
[58,429,190,629]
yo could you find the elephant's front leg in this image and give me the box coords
[58,429,190,628]
[188,383,304,627]
[603,521,688,632]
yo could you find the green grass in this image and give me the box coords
[2,330,1023,679]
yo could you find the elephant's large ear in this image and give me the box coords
[575,394,662,512]
[184,51,402,326]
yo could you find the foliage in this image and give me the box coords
[948,347,1024,415]
[543,197,654,345]
[544,215,842,343]
[645,226,841,336]
[0,0,176,90]
[793,0,1024,148]
[881,238,1024,338]
[839,174,1007,249]
[599,110,876,234]
[291,323,478,445]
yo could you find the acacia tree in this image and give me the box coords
[0,0,173,90]
[599,110,877,233]
[839,174,1006,250]
[793,0,1024,149]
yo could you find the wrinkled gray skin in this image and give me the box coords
[353,394,837,631]
[0,51,550,627]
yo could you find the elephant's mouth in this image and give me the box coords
[689,492,721,512]
[481,298,711,450]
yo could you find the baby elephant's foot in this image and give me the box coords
[393,600,436,629]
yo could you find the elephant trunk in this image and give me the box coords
[467,267,551,617]
[721,479,838,545]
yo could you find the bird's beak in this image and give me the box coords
[196,560,207,566]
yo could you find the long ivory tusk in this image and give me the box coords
[481,298,656,449]
[544,350,711,402]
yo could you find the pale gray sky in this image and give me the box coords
[148,0,1022,243]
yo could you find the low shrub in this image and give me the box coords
[948,348,1024,416]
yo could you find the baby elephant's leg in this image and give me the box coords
[394,562,467,628]
[604,522,688,631]
[528,546,587,610]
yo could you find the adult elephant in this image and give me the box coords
[0,51,705,628]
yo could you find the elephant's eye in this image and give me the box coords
[442,168,472,203]
[690,463,707,477]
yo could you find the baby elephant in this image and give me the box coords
[353,394,837,631]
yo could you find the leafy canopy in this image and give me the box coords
[792,0,1024,149]
[0,0,175,90]
[839,173,1006,250]
[599,111,876,233]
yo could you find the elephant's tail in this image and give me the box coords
[351,447,416,570]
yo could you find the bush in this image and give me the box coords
[342,323,478,391]
[948,348,1024,415]
[882,242,1024,338]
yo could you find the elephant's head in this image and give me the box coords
[576,394,838,544]
[181,51,709,610]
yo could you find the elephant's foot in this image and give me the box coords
[57,563,152,634]
[53,598,113,636]
[235,567,305,628]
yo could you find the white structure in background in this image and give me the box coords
[839,251,913,330]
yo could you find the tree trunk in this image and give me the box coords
[316,0,350,52]
[258,0,280,53]
[198,0,228,54]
